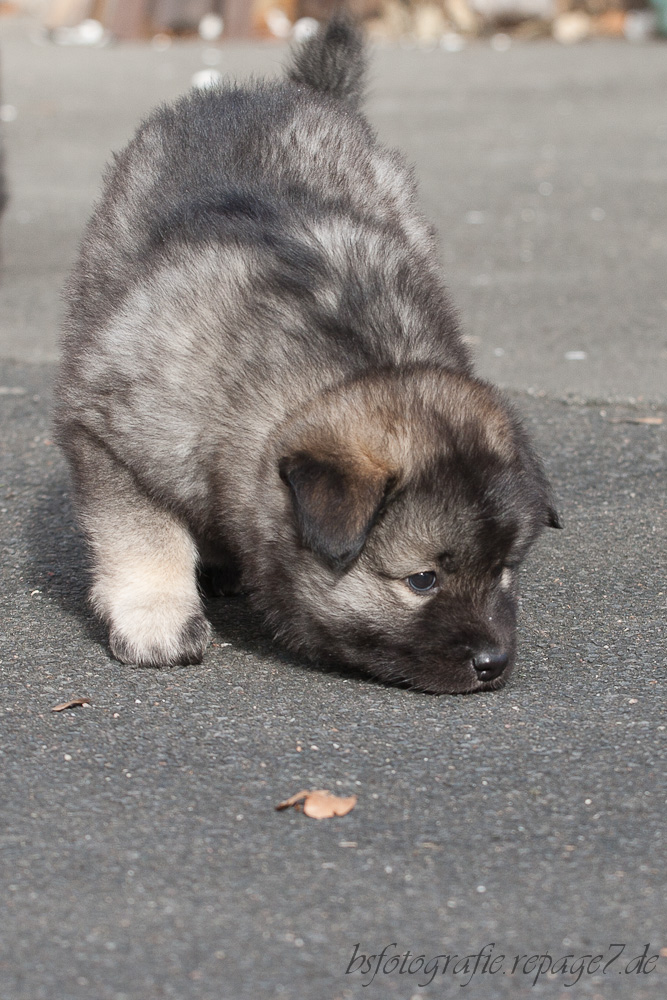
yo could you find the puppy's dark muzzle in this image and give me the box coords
[472,649,509,683]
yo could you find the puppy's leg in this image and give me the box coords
[65,427,210,666]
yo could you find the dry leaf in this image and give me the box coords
[275,789,310,810]
[275,788,357,819]
[51,698,92,712]
[302,790,357,818]
[608,416,663,425]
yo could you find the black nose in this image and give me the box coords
[472,650,509,682]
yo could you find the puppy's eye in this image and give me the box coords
[406,571,437,593]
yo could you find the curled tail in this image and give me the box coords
[286,15,366,110]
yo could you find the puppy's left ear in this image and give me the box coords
[279,451,390,569]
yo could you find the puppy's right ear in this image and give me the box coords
[279,451,389,569]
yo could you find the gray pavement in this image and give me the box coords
[1,15,666,1000]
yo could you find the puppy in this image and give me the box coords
[55,18,560,693]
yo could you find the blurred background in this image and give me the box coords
[3,0,667,46]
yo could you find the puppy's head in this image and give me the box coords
[265,367,560,693]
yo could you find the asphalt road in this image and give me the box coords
[1,16,666,1000]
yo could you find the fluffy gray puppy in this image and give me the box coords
[55,18,560,693]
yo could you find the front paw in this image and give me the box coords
[108,607,211,667]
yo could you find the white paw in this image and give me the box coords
[92,584,211,667]
[107,600,212,667]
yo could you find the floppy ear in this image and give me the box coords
[279,451,390,568]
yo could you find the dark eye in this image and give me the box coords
[407,571,437,593]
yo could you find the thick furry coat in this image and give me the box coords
[55,18,559,693]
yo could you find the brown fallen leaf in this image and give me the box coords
[303,790,357,819]
[275,789,310,810]
[608,416,663,426]
[51,698,92,712]
[275,788,357,819]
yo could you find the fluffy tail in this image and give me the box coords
[286,15,366,110]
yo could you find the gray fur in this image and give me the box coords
[286,14,367,109]
[55,17,559,693]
